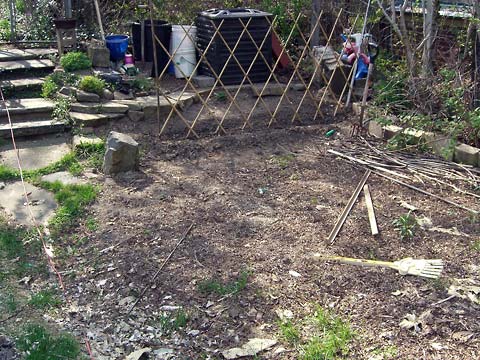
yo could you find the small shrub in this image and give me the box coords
[0,19,11,41]
[41,72,79,99]
[52,97,72,125]
[393,211,417,241]
[198,270,250,296]
[132,76,154,92]
[41,78,58,99]
[78,76,105,96]
[60,51,92,72]
[158,309,189,335]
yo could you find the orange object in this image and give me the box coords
[272,32,290,69]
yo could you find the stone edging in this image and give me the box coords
[366,119,479,167]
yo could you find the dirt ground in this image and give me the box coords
[48,122,480,359]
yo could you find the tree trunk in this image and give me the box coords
[421,0,439,76]
[311,0,322,47]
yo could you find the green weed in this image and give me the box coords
[85,217,98,232]
[198,270,250,296]
[271,154,296,169]
[214,91,227,102]
[158,309,189,335]
[28,289,61,309]
[301,306,353,360]
[39,181,98,234]
[471,239,480,252]
[393,211,417,241]
[52,97,72,125]
[279,320,300,344]
[1,291,19,313]
[74,140,105,171]
[370,345,398,359]
[16,323,81,360]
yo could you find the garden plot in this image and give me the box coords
[16,124,475,360]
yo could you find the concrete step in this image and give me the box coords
[0,48,57,62]
[0,78,44,93]
[70,112,125,127]
[0,98,54,123]
[0,120,66,138]
[0,59,55,74]
[70,101,129,114]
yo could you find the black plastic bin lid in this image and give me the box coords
[199,8,272,19]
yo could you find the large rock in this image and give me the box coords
[76,90,101,102]
[103,131,139,175]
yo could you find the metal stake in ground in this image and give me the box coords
[328,170,371,245]
[127,223,194,314]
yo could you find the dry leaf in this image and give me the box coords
[448,279,480,305]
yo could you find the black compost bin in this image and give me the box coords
[196,8,273,85]
[132,20,172,74]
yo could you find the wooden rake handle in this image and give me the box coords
[314,254,396,270]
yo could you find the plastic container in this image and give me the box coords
[124,54,134,65]
[131,20,172,75]
[170,25,197,78]
[196,8,272,85]
[105,35,129,61]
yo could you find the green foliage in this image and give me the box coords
[301,306,353,360]
[387,132,430,152]
[279,320,301,344]
[78,76,105,96]
[131,76,154,92]
[74,140,106,171]
[41,72,79,99]
[158,309,189,335]
[16,323,81,360]
[39,182,98,235]
[60,52,92,72]
[198,270,250,296]
[85,217,98,232]
[370,346,398,359]
[393,211,417,241]
[471,239,480,252]
[28,289,61,309]
[214,91,227,102]
[260,0,310,41]
[0,18,11,41]
[52,97,72,125]
[271,154,296,169]
[0,164,20,181]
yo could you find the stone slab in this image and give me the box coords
[251,83,286,97]
[0,181,57,226]
[41,171,85,185]
[70,102,129,114]
[0,77,44,91]
[368,120,384,139]
[0,135,71,170]
[0,48,57,62]
[454,143,479,167]
[72,134,104,149]
[0,120,66,139]
[0,59,55,72]
[70,112,125,127]
[425,132,455,161]
[193,75,215,88]
[0,98,54,123]
[383,125,403,139]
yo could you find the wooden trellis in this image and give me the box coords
[146,3,363,138]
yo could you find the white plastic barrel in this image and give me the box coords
[170,25,197,78]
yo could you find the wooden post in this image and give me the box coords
[311,0,322,47]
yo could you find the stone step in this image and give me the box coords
[0,48,57,62]
[0,59,55,73]
[0,78,44,93]
[70,112,125,127]
[0,120,66,138]
[70,101,129,114]
[0,98,54,123]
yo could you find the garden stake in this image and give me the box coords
[127,223,194,314]
[315,254,444,279]
[363,184,379,235]
[328,169,371,245]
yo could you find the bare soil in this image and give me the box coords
[56,123,479,359]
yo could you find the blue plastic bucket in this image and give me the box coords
[105,35,129,61]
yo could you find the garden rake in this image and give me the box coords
[314,255,444,279]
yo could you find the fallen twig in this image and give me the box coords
[127,223,194,314]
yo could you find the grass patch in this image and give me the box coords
[471,239,480,252]
[271,154,296,169]
[370,345,398,359]
[0,290,20,313]
[16,323,81,360]
[74,140,105,171]
[85,217,98,232]
[28,289,61,309]
[279,320,301,344]
[158,309,189,335]
[301,306,353,360]
[39,181,98,234]
[198,270,250,296]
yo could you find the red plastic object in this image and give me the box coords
[272,32,290,69]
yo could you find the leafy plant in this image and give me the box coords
[41,72,79,99]
[279,320,300,344]
[0,19,11,41]
[301,306,353,360]
[16,323,81,360]
[28,289,61,309]
[131,76,154,92]
[74,140,106,171]
[52,97,72,125]
[41,78,59,99]
[158,309,189,335]
[78,75,105,96]
[393,211,417,241]
[198,270,250,296]
[60,51,92,72]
